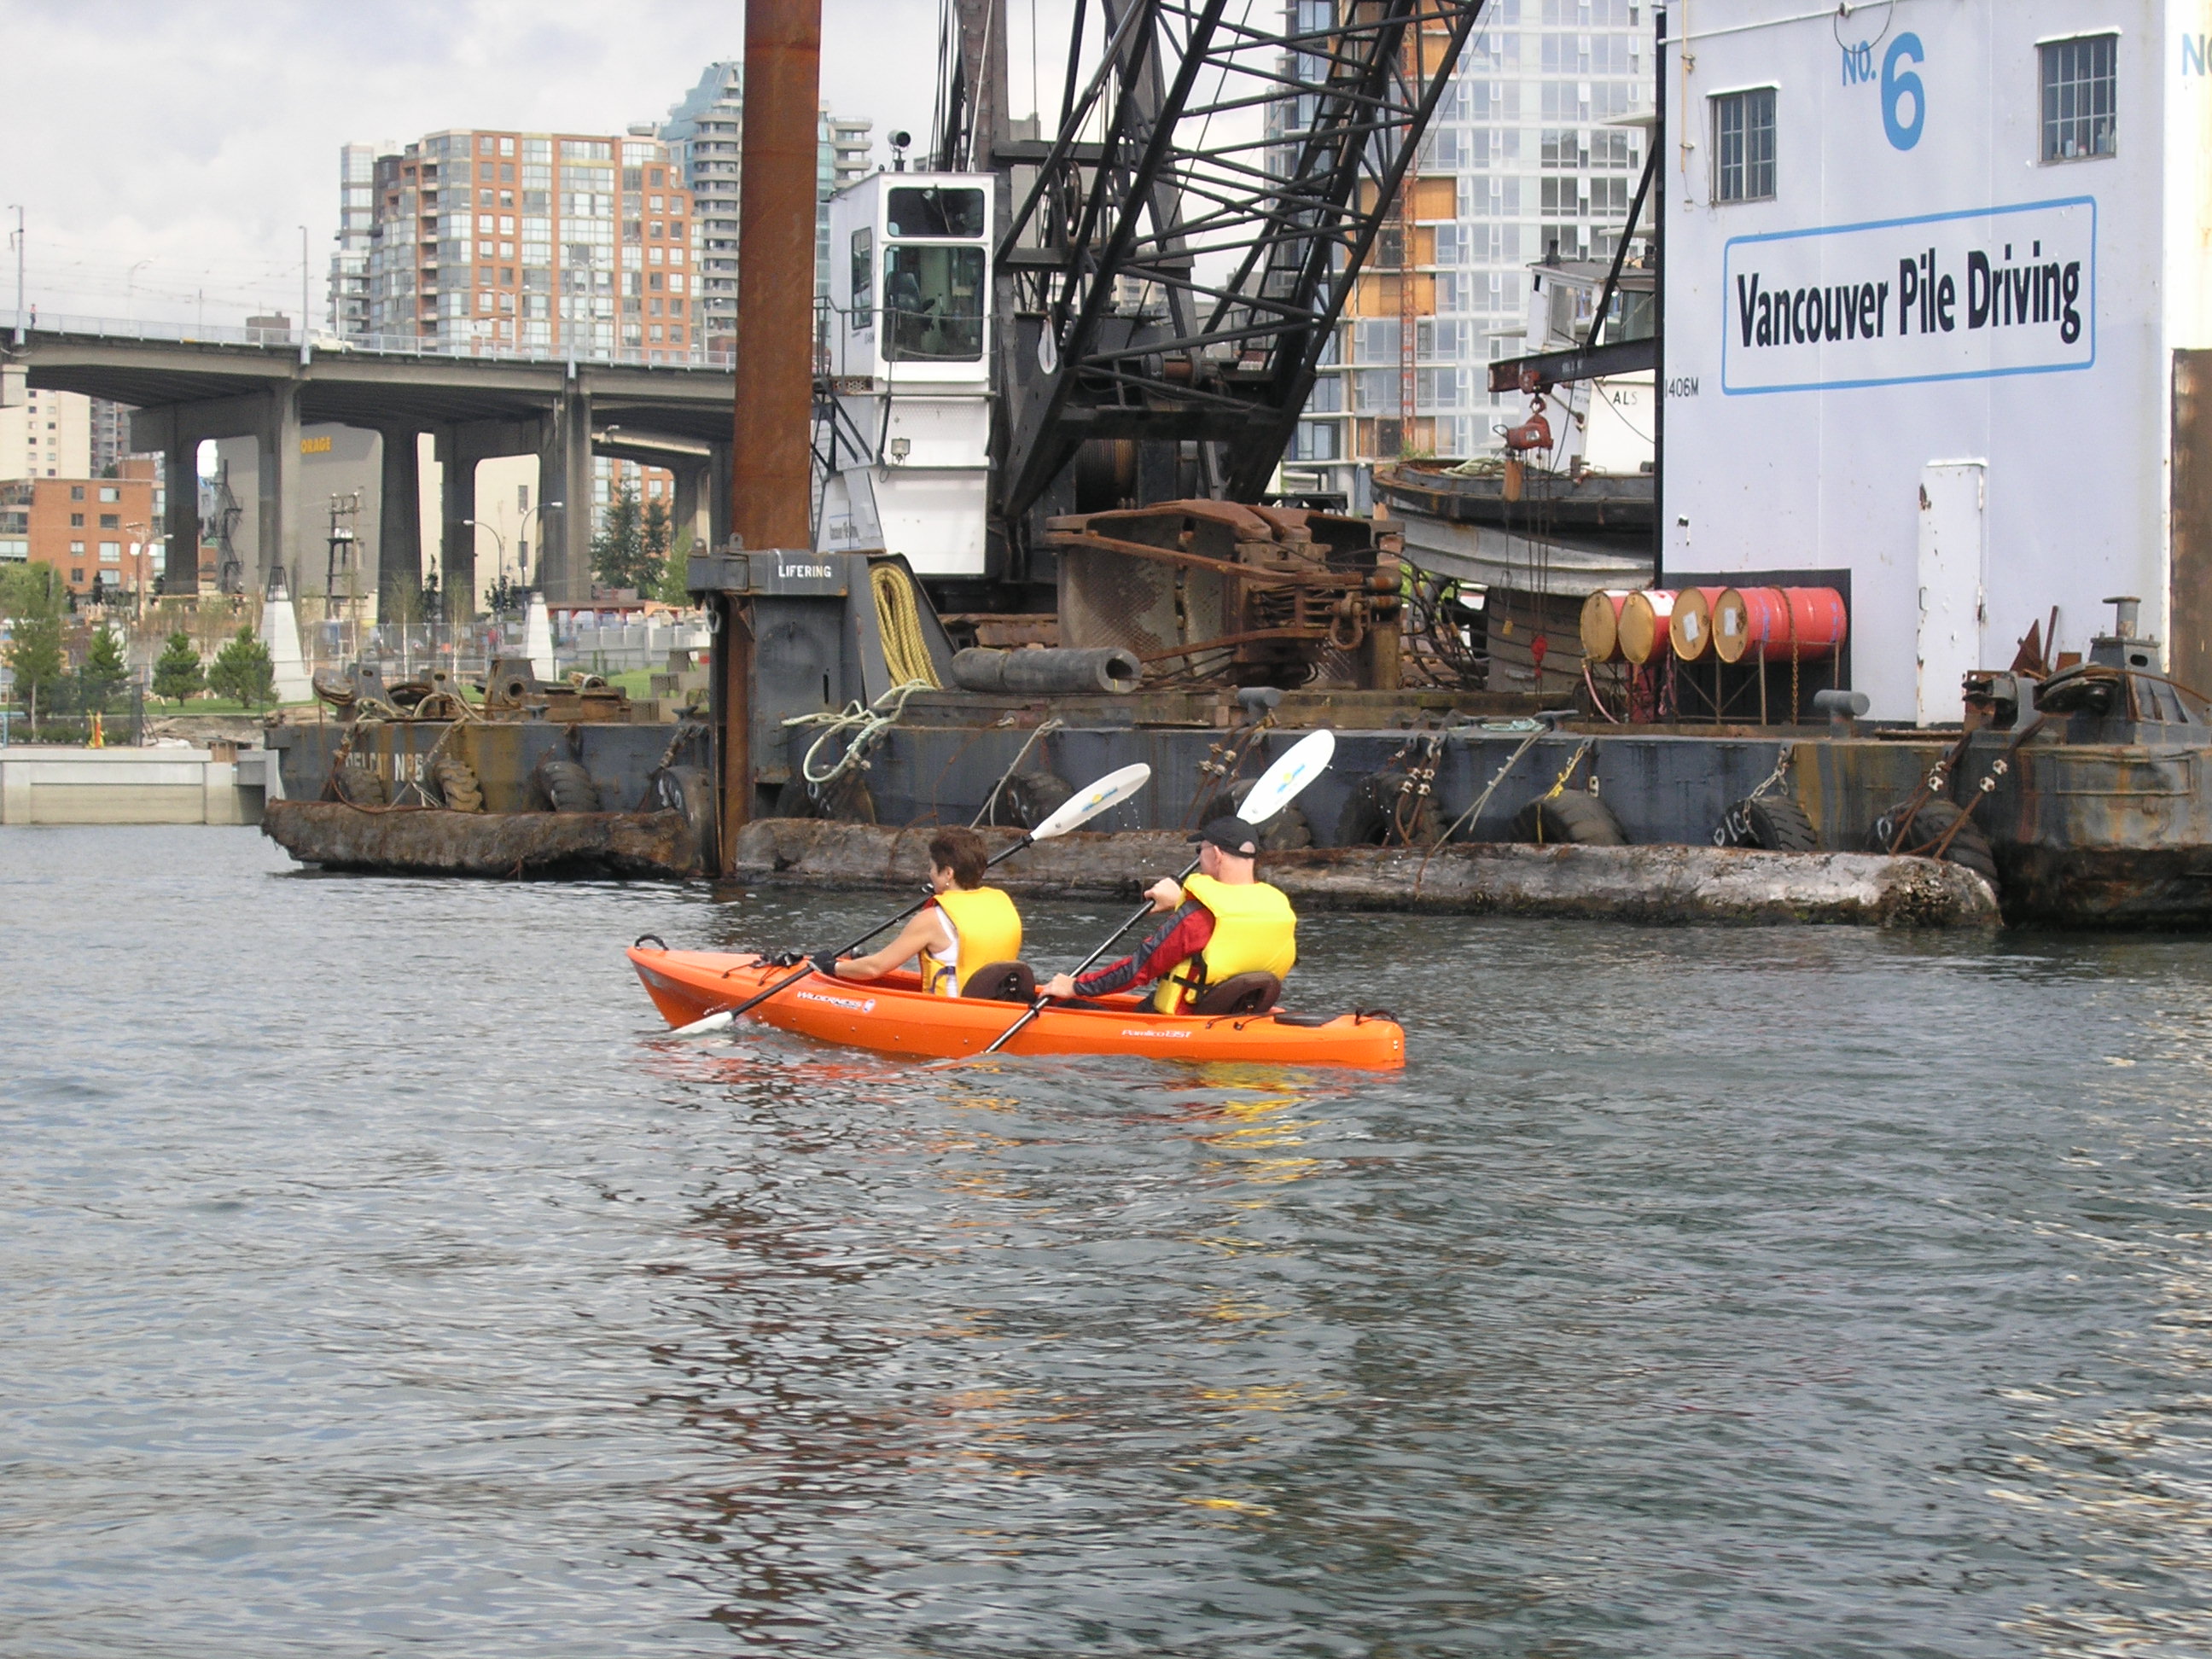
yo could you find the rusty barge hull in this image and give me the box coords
[261,703,2212,927]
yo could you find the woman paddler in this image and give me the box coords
[731,825,1023,996]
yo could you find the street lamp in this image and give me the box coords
[517,498,562,588]
[125,259,151,328]
[460,516,508,608]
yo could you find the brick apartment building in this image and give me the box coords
[0,459,160,598]
[352,127,701,359]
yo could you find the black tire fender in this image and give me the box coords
[433,756,484,813]
[1714,795,1817,852]
[1334,770,1441,847]
[1511,791,1628,846]
[1227,777,1315,851]
[533,757,599,813]
[651,765,718,872]
[775,774,877,824]
[983,770,1073,831]
[1866,799,2000,886]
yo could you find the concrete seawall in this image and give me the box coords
[731,821,2001,928]
[0,748,277,826]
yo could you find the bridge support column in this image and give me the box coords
[538,384,592,606]
[254,383,301,596]
[130,406,207,597]
[707,439,733,553]
[375,427,422,622]
[162,434,201,597]
[672,459,713,563]
[435,428,474,623]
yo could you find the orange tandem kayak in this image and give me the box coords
[627,946,1406,1069]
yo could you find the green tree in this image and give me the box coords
[80,626,128,713]
[208,626,276,707]
[4,611,66,726]
[591,482,661,594]
[655,526,696,607]
[152,631,206,707]
[0,562,64,621]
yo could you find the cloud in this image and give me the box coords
[2,0,945,326]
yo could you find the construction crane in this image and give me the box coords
[936,0,1489,584]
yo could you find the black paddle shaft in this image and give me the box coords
[709,833,1039,1025]
[975,856,1202,1057]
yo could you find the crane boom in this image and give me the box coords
[983,0,1490,531]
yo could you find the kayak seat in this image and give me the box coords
[1271,1010,1336,1027]
[1190,971,1282,1016]
[961,961,1038,1003]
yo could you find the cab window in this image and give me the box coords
[883,245,984,361]
[886,187,985,238]
[849,228,873,327]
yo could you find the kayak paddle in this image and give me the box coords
[667,760,1153,1036]
[969,728,1337,1059]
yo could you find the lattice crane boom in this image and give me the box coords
[980,0,1490,529]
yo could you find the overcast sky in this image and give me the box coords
[1,0,1074,330]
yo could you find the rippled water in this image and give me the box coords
[8,827,2212,1656]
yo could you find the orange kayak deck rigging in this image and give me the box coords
[627,946,1406,1070]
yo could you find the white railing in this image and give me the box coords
[20,314,736,374]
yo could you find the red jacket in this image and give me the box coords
[1074,901,1214,998]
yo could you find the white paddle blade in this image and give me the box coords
[1239,729,1336,824]
[1029,762,1152,841]
[671,1009,736,1038]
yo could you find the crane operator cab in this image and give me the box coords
[817,172,993,580]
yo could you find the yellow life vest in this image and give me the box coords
[1151,871,1298,1013]
[920,884,1024,997]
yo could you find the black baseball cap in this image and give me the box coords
[1190,815,1260,856]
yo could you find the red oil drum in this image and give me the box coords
[1713,587,1848,665]
[1617,590,1676,665]
[1579,590,1630,664]
[1668,585,1731,663]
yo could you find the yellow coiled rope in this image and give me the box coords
[870,562,941,690]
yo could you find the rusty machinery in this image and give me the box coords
[1048,499,1402,689]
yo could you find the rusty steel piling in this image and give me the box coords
[716,0,823,871]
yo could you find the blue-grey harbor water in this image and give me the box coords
[7,825,2212,1657]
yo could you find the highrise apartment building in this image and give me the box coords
[661,61,876,353]
[0,387,90,480]
[661,63,744,355]
[352,127,700,358]
[1285,0,1651,504]
[329,142,387,339]
[817,110,875,295]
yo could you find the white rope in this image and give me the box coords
[970,717,1064,826]
[783,680,933,789]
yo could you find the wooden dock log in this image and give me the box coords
[731,820,1999,928]
[262,800,701,879]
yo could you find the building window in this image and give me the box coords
[1712,87,1777,202]
[70,485,84,500]
[2042,35,2116,161]
[70,512,84,527]
[100,542,121,562]
[99,486,119,502]
[99,514,119,529]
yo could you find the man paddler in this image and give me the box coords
[1039,815,1297,1012]
[732,825,1023,996]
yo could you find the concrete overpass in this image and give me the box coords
[3,319,738,608]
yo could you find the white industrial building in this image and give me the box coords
[1660,0,2210,721]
